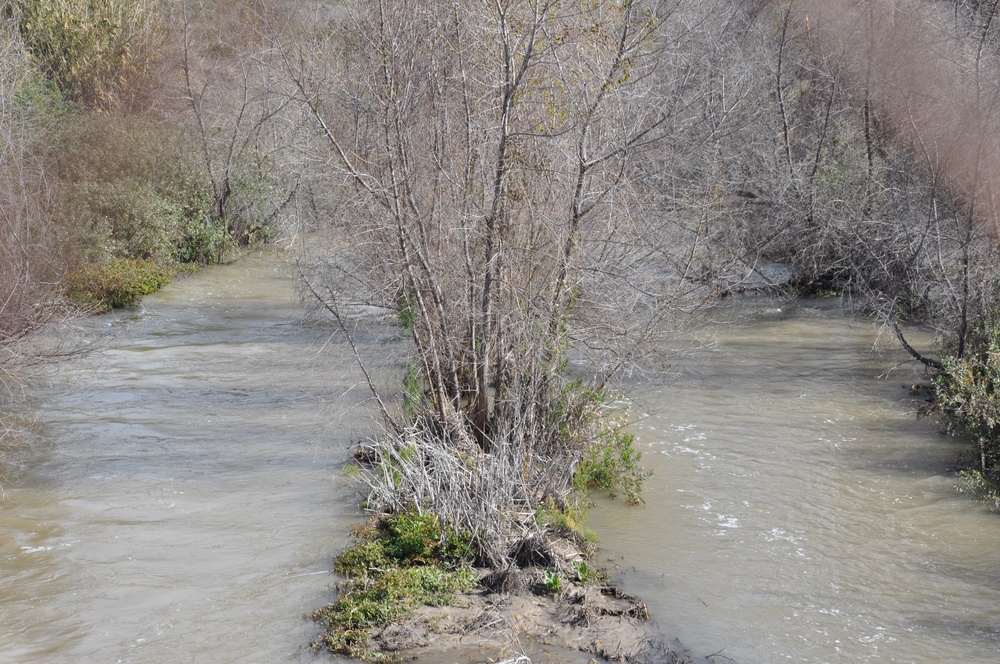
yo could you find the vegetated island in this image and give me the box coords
[311,502,696,664]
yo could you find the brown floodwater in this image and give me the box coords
[2,260,999,663]
[589,303,1000,663]
[0,256,398,663]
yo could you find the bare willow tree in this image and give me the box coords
[164,0,304,251]
[283,0,716,565]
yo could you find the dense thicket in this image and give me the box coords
[288,0,1000,568]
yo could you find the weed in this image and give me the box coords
[573,428,651,505]
[543,569,562,594]
[535,501,599,544]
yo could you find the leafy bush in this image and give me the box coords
[936,309,1000,473]
[573,428,650,506]
[70,179,186,262]
[956,469,1000,511]
[52,115,226,266]
[65,258,171,310]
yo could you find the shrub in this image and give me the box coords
[51,115,226,266]
[956,469,1000,511]
[936,309,1000,473]
[6,0,161,111]
[65,257,171,310]
[69,179,186,263]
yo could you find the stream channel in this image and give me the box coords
[2,257,1000,663]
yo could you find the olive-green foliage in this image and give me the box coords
[937,309,1000,472]
[373,510,473,567]
[12,73,75,129]
[6,0,160,111]
[553,380,649,506]
[313,511,475,660]
[956,469,1000,511]
[573,428,649,506]
[65,257,171,310]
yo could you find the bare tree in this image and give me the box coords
[165,0,304,251]
[281,0,723,565]
[0,18,69,452]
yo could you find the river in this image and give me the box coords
[590,303,1000,663]
[2,259,999,663]
[0,256,398,663]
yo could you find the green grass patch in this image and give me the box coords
[312,510,475,660]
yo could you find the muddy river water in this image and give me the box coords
[2,258,1000,663]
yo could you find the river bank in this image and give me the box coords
[310,511,692,664]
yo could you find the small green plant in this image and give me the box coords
[574,428,651,505]
[536,501,599,544]
[543,568,562,594]
[65,258,171,311]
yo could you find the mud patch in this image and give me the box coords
[360,570,695,663]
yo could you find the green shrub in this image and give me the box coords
[65,257,171,310]
[937,309,1000,472]
[174,211,232,265]
[12,74,75,129]
[573,428,650,505]
[956,469,1000,511]
[51,115,228,266]
[69,179,185,263]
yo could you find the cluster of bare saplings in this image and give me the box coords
[6,0,1000,536]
